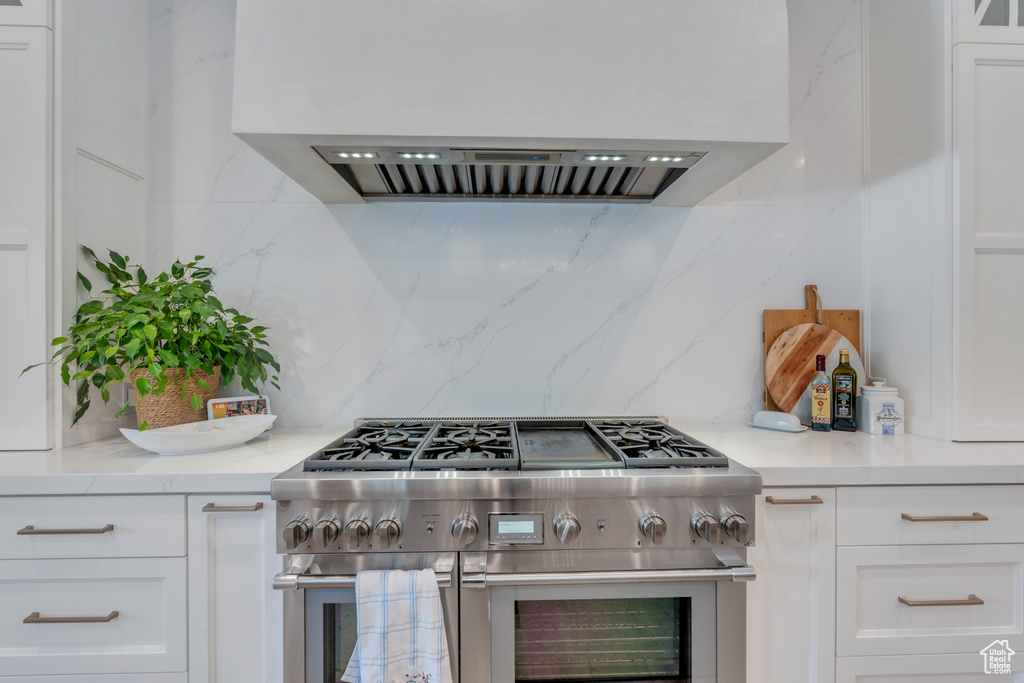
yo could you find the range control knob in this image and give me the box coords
[341,519,370,550]
[722,514,750,545]
[553,514,581,544]
[693,514,721,545]
[451,516,479,548]
[313,518,340,548]
[374,519,402,550]
[283,518,311,550]
[640,514,667,545]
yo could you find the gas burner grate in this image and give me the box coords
[413,421,520,471]
[304,422,434,471]
[592,420,729,468]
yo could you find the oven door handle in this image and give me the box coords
[460,564,755,588]
[273,571,453,590]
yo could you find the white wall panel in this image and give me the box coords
[0,26,51,449]
[75,0,146,176]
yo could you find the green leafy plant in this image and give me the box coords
[24,246,280,429]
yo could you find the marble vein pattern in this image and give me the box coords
[146,0,864,429]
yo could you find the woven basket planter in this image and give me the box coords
[129,366,221,430]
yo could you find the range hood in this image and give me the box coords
[232,1,790,206]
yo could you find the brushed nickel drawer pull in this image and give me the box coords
[765,495,824,505]
[202,502,264,512]
[898,594,984,607]
[17,524,114,535]
[900,512,989,522]
[24,610,119,623]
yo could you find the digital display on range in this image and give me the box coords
[498,520,535,535]
[489,513,544,544]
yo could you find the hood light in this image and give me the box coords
[334,152,379,159]
[644,155,686,163]
[399,152,441,160]
[584,155,626,162]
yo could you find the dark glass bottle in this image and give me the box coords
[832,348,857,432]
[811,354,831,432]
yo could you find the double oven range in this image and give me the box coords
[272,417,761,683]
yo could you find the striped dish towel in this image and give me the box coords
[340,569,454,683]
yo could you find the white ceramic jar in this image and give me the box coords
[858,381,905,435]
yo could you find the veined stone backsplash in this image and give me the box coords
[147,0,863,428]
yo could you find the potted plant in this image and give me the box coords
[24,246,280,430]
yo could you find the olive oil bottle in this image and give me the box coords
[810,354,831,431]
[831,348,857,432]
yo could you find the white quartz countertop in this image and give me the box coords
[0,427,344,495]
[684,424,1024,487]
[2,424,1024,496]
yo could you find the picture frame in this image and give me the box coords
[207,395,272,427]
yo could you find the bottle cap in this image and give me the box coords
[816,354,826,371]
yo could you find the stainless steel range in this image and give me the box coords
[272,417,761,683]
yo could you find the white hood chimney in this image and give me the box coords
[232,0,789,205]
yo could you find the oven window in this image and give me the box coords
[513,597,691,682]
[323,603,359,683]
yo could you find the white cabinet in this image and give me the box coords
[953,42,1024,440]
[0,494,188,679]
[836,544,1024,656]
[837,653,1023,681]
[834,484,1024,677]
[187,494,282,683]
[0,557,188,676]
[746,488,836,683]
[0,1,52,450]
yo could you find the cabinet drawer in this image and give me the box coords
[0,557,187,675]
[837,653,1023,681]
[837,486,1024,546]
[836,545,1024,656]
[0,495,185,559]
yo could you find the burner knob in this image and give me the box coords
[313,518,340,548]
[640,514,667,545]
[451,516,479,548]
[283,518,311,550]
[693,514,721,545]
[374,520,402,550]
[341,519,370,550]
[554,514,581,545]
[722,514,750,545]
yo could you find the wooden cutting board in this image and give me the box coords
[763,285,860,412]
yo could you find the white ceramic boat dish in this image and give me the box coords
[120,414,277,455]
[748,410,809,433]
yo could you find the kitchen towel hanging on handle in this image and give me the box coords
[342,569,454,683]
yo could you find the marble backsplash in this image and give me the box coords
[147,0,864,428]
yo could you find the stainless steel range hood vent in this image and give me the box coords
[317,147,705,203]
[232,0,790,207]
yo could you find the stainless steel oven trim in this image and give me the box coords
[462,565,755,587]
[489,580,719,683]
[459,549,749,683]
[274,571,453,590]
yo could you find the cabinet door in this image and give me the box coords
[187,495,282,683]
[0,23,51,450]
[954,42,1024,440]
[747,488,836,683]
